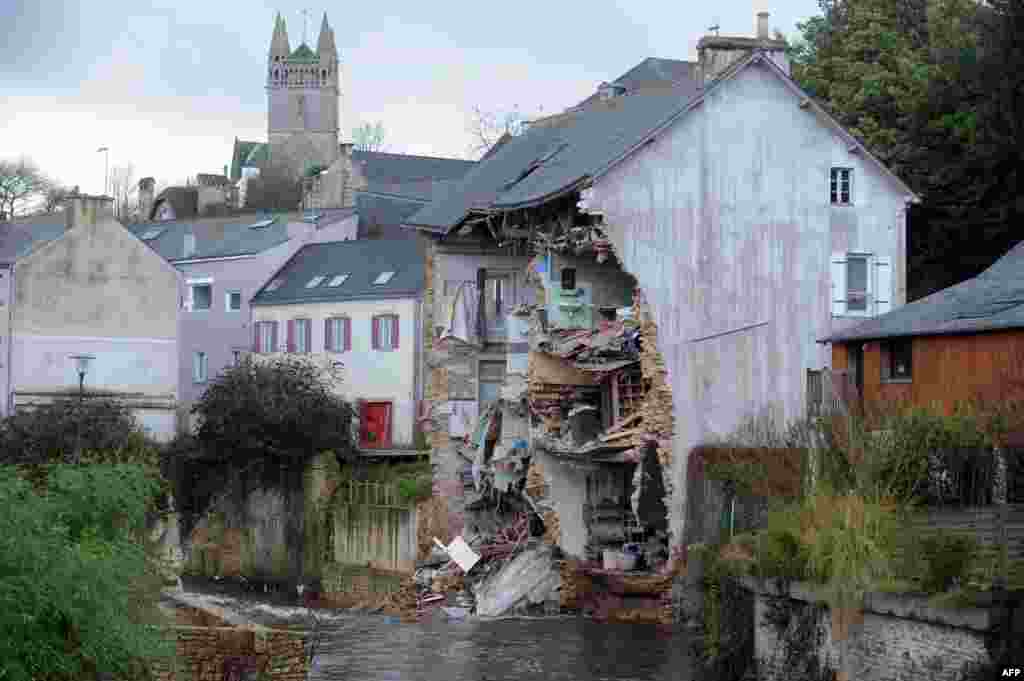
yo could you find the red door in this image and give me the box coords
[361,402,392,449]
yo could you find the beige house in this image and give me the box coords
[249,238,425,454]
[0,195,181,439]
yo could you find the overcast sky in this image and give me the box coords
[1,0,819,195]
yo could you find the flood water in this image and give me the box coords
[178,580,698,681]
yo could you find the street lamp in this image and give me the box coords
[69,354,94,462]
[96,147,109,196]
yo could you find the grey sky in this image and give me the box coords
[1,0,819,196]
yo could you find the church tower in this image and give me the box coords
[267,11,340,177]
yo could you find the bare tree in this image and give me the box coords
[353,121,387,152]
[467,106,528,159]
[42,183,72,213]
[0,157,48,220]
[107,163,137,219]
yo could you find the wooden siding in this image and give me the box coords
[331,481,415,572]
[832,329,1024,415]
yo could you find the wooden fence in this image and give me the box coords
[330,481,415,573]
[806,368,858,418]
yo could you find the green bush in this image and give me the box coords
[918,532,980,593]
[0,466,172,680]
[396,476,433,503]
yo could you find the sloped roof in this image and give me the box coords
[125,212,297,261]
[356,193,430,240]
[251,237,424,306]
[0,214,68,262]
[352,150,475,196]
[405,84,699,232]
[826,240,1024,343]
[151,187,199,220]
[575,57,698,109]
[406,51,918,234]
[288,43,318,62]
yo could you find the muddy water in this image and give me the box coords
[178,581,697,681]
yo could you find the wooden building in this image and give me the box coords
[825,240,1024,414]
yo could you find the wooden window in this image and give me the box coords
[846,255,869,313]
[189,283,212,311]
[287,318,312,353]
[325,316,351,352]
[253,321,278,354]
[372,315,399,351]
[611,367,644,423]
[830,167,852,205]
[831,253,891,317]
[881,338,913,381]
[225,290,242,311]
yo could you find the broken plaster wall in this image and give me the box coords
[583,60,911,555]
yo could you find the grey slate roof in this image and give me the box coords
[356,193,430,240]
[124,209,355,262]
[250,237,424,306]
[826,240,1024,343]
[404,82,700,232]
[352,150,475,201]
[0,214,69,262]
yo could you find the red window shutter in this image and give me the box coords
[271,321,278,352]
[344,317,352,351]
[392,315,400,349]
[371,316,380,350]
[325,318,333,351]
[253,323,260,353]
[287,319,296,353]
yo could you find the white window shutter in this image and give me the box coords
[831,253,847,316]
[184,286,194,312]
[874,255,892,316]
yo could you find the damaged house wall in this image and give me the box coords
[581,58,913,553]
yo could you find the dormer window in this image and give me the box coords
[374,271,396,285]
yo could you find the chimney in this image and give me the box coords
[757,11,770,40]
[138,177,155,221]
[64,192,114,231]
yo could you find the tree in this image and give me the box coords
[244,161,302,212]
[467,105,528,159]
[0,466,171,680]
[190,355,356,470]
[0,398,160,466]
[353,121,387,152]
[0,157,47,220]
[42,183,71,213]
[107,163,137,219]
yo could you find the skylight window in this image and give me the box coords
[141,229,163,240]
[305,275,326,288]
[265,278,284,292]
[302,213,322,223]
[374,271,396,285]
[328,273,350,287]
[249,218,275,229]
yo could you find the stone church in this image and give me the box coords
[224,11,475,236]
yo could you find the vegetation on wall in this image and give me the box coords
[165,356,357,539]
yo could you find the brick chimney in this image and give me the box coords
[64,193,114,231]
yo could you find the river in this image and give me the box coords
[177,580,698,681]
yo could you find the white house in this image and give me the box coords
[249,238,425,454]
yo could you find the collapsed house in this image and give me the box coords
[406,10,918,623]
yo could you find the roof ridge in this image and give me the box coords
[354,150,475,164]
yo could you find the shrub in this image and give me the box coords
[918,532,980,593]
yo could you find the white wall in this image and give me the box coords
[587,59,913,547]
[251,297,420,447]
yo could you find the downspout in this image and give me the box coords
[6,263,14,417]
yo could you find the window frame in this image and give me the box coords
[325,316,351,353]
[187,279,213,312]
[192,351,208,384]
[830,167,853,206]
[845,254,871,315]
[289,318,312,354]
[225,290,242,312]
[371,314,400,352]
[881,338,913,383]
[254,320,278,354]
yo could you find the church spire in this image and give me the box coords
[317,12,337,60]
[269,11,291,60]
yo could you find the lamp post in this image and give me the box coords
[96,147,109,196]
[69,354,94,462]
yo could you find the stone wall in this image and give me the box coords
[746,578,994,681]
[151,626,307,681]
